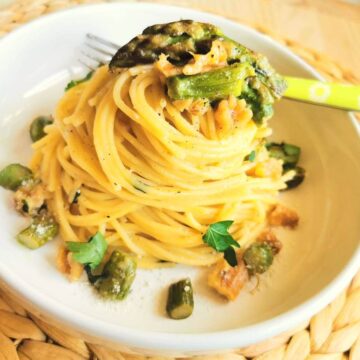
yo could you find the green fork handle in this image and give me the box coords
[284,76,360,111]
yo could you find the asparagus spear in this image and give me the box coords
[241,78,275,122]
[222,35,287,100]
[143,20,222,38]
[110,20,222,68]
[167,63,254,100]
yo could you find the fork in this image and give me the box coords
[81,33,360,112]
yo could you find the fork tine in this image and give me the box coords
[78,58,98,71]
[80,49,110,65]
[84,42,115,57]
[79,34,120,70]
[86,33,120,51]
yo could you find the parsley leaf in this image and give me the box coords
[65,71,93,91]
[202,221,240,266]
[66,232,107,270]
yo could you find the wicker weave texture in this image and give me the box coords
[0,1,359,359]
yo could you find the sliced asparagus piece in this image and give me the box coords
[94,250,137,300]
[16,213,58,249]
[30,115,53,142]
[243,242,274,275]
[266,142,301,167]
[109,20,286,123]
[0,164,33,191]
[166,278,194,319]
[266,142,305,189]
[167,63,254,100]
[285,166,305,189]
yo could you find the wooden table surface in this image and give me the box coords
[143,0,360,80]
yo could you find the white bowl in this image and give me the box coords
[0,2,359,356]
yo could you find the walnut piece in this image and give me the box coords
[258,229,283,254]
[268,204,299,228]
[208,258,249,301]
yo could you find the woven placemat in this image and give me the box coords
[0,1,360,359]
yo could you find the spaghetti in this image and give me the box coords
[30,60,291,278]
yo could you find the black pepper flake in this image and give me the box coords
[72,190,81,204]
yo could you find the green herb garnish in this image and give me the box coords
[65,71,93,91]
[66,232,107,270]
[202,220,240,266]
[247,150,256,162]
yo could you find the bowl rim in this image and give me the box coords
[0,1,359,352]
